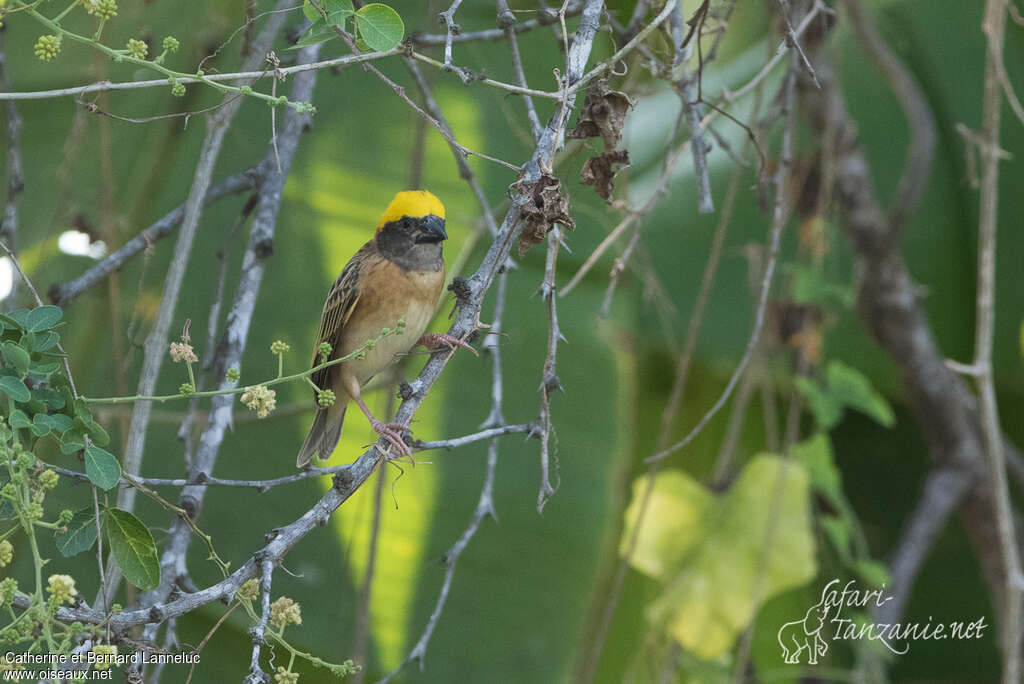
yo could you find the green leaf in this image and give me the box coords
[84,444,121,490]
[302,0,320,22]
[74,398,93,420]
[60,429,85,455]
[790,265,853,308]
[8,409,31,429]
[30,414,50,437]
[325,0,355,25]
[18,332,35,353]
[354,3,404,51]
[854,559,890,588]
[794,376,842,429]
[104,508,160,590]
[29,362,61,378]
[291,23,337,50]
[0,376,31,403]
[26,305,63,332]
[2,342,30,373]
[33,388,65,410]
[0,310,27,330]
[790,433,843,507]
[826,360,895,428]
[622,456,816,660]
[35,331,59,352]
[303,0,352,25]
[84,419,110,447]
[55,507,101,557]
[47,413,73,433]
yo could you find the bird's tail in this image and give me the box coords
[296,402,347,467]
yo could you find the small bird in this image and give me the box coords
[296,190,474,467]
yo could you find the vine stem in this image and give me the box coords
[11,0,311,112]
[80,326,400,405]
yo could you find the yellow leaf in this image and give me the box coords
[623,456,817,660]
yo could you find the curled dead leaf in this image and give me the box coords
[580,150,631,200]
[518,173,575,257]
[567,79,635,149]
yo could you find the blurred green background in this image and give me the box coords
[1,0,1021,682]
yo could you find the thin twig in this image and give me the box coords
[375,270,509,684]
[104,0,295,603]
[137,41,323,621]
[974,2,1021,682]
[670,2,714,213]
[243,559,275,684]
[537,227,563,512]
[647,66,796,461]
[439,0,465,68]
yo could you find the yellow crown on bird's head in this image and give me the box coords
[376,190,446,233]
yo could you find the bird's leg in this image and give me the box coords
[415,333,478,356]
[352,394,412,458]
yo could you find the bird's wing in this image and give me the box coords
[310,240,377,392]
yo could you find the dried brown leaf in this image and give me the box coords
[567,79,635,149]
[518,173,575,257]
[580,150,631,201]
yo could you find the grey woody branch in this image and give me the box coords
[48,168,260,306]
[137,41,323,622]
[31,0,608,642]
[100,0,296,604]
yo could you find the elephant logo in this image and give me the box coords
[777,599,832,664]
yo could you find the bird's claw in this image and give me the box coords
[416,333,478,356]
[370,420,413,460]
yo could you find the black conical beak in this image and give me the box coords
[415,214,448,244]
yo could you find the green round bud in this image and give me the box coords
[58,509,74,525]
[171,82,186,97]
[317,342,332,359]
[179,382,195,397]
[270,340,290,355]
[226,367,241,383]
[26,502,43,521]
[126,38,148,60]
[39,469,59,490]
[317,389,336,408]
[34,35,61,62]
[16,452,34,470]
[162,36,180,53]
[85,0,118,20]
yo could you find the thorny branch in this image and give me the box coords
[136,40,324,656]
[243,559,275,684]
[21,1,608,664]
[102,0,295,603]
[537,226,563,513]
